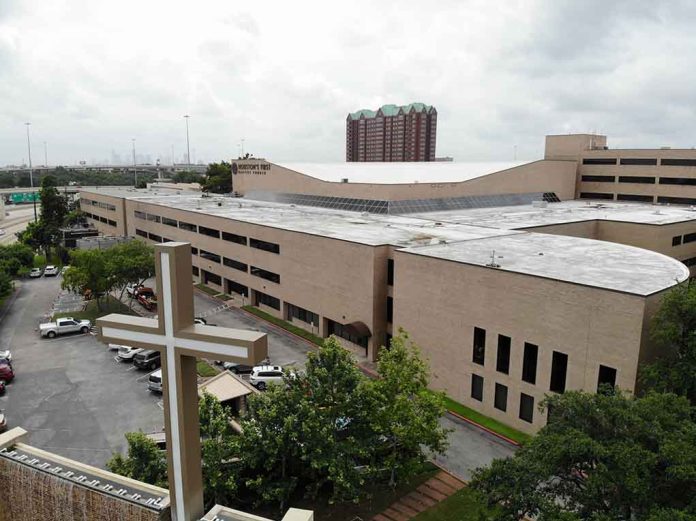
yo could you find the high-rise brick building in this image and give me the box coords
[346,103,437,162]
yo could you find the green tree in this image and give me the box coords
[106,432,168,488]
[198,391,240,509]
[39,175,68,228]
[172,171,204,184]
[62,248,112,310]
[471,390,696,521]
[106,240,155,305]
[641,282,696,404]
[373,330,449,486]
[201,162,232,193]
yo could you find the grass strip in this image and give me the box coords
[196,360,219,377]
[411,487,497,520]
[52,295,136,322]
[241,305,324,346]
[444,396,532,445]
[195,283,220,296]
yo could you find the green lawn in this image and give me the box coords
[197,360,219,377]
[195,283,221,297]
[242,305,324,347]
[52,295,137,322]
[444,397,532,445]
[411,487,498,521]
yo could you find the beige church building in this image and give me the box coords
[79,133,696,434]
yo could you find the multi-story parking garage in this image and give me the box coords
[78,133,696,433]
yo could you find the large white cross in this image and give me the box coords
[97,242,268,521]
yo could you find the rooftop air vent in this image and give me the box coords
[434,222,443,226]
[341,178,349,183]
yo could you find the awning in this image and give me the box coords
[343,321,372,338]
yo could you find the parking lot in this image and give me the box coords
[0,275,315,468]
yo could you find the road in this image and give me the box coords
[0,205,36,244]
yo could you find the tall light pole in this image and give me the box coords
[132,139,138,187]
[43,141,48,167]
[184,115,191,166]
[25,122,37,221]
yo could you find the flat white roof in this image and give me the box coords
[82,188,692,295]
[274,161,529,184]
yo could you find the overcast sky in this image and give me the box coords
[1,0,695,166]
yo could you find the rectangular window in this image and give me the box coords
[387,259,394,286]
[148,232,163,243]
[146,213,161,223]
[250,266,280,284]
[199,250,221,263]
[287,303,319,326]
[549,351,568,393]
[225,279,248,297]
[522,342,538,384]
[659,177,696,186]
[473,327,486,365]
[620,158,657,166]
[673,235,683,246]
[222,231,247,245]
[579,192,614,200]
[597,365,617,391]
[661,158,696,167]
[657,196,696,205]
[134,211,146,220]
[327,319,368,349]
[582,158,617,165]
[618,176,655,184]
[250,238,280,254]
[386,296,393,323]
[494,383,508,412]
[519,393,534,423]
[191,247,198,255]
[617,194,654,202]
[202,270,222,286]
[162,217,178,227]
[135,229,147,238]
[471,374,484,402]
[223,257,248,272]
[684,233,696,244]
[108,220,116,227]
[192,266,199,276]
[179,221,197,233]
[496,335,511,374]
[581,175,615,182]
[199,225,220,239]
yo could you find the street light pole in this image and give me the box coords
[44,141,48,167]
[25,122,37,221]
[132,139,138,187]
[184,115,191,166]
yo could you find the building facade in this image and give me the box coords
[346,103,437,162]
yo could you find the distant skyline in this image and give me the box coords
[2,0,696,166]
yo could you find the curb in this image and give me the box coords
[445,410,520,447]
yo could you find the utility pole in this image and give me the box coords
[43,141,48,167]
[25,122,37,221]
[132,139,138,187]
[184,115,191,166]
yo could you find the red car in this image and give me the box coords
[0,363,14,383]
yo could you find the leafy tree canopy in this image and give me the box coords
[201,161,232,193]
[471,390,696,521]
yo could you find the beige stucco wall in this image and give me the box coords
[392,250,648,433]
[79,191,128,236]
[232,160,578,201]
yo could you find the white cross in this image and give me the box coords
[98,242,268,521]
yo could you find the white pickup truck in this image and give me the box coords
[40,317,92,338]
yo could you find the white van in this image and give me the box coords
[147,369,163,393]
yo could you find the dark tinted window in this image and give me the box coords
[199,250,221,263]
[597,365,617,391]
[471,374,484,402]
[620,158,657,165]
[673,235,683,246]
[582,158,617,165]
[661,158,696,167]
[581,175,615,182]
[225,279,248,297]
[522,343,538,384]
[494,383,508,412]
[287,303,319,326]
[618,176,655,184]
[683,256,696,267]
[192,266,199,276]
[222,232,247,245]
[519,393,534,423]
[179,221,197,232]
[684,232,696,244]
[549,351,568,393]
[202,270,222,286]
[223,257,248,272]
[496,335,511,374]
[199,226,220,239]
[387,259,394,286]
[579,192,614,200]
[473,327,486,365]
[250,266,280,284]
[148,232,163,243]
[162,217,178,227]
[659,177,696,186]
[257,291,280,310]
[617,194,654,202]
[386,296,393,323]
[657,196,696,205]
[135,229,147,237]
[250,238,280,254]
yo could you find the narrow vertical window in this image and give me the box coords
[597,365,617,391]
[496,335,511,374]
[471,374,484,401]
[494,383,508,412]
[473,327,486,365]
[549,351,568,393]
[522,342,538,384]
[519,393,534,423]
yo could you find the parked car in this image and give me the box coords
[249,365,284,390]
[126,283,143,298]
[43,265,58,277]
[39,317,91,338]
[60,265,70,276]
[29,267,43,278]
[116,345,143,362]
[223,361,254,375]
[107,343,122,351]
[134,350,161,370]
[136,287,157,311]
[194,317,207,325]
[0,363,14,383]
[0,409,6,433]
[147,369,163,393]
[0,350,11,363]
